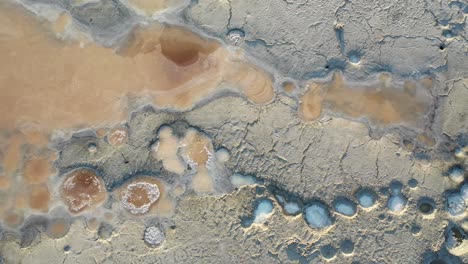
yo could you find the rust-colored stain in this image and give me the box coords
[60,169,107,213]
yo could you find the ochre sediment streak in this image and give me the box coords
[299,83,325,121]
[223,60,275,104]
[0,4,274,132]
[118,24,226,109]
[300,72,433,126]
[120,25,274,107]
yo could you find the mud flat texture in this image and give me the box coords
[0,0,467,264]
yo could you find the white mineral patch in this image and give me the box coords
[253,199,273,224]
[334,199,357,217]
[304,202,333,229]
[461,184,468,202]
[356,189,377,209]
[275,194,285,204]
[230,173,257,187]
[144,226,165,247]
[284,202,301,215]
[448,166,465,183]
[446,193,466,217]
[387,194,408,213]
[455,147,467,159]
[215,148,230,163]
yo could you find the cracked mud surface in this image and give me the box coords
[0,0,467,263]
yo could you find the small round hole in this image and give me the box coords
[348,52,361,64]
[87,143,97,153]
[439,44,446,50]
[408,178,418,189]
[63,245,71,252]
[419,203,432,213]
[320,244,337,260]
[442,30,454,38]
[417,198,435,215]
[410,224,421,235]
[340,239,354,255]
[226,29,245,46]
